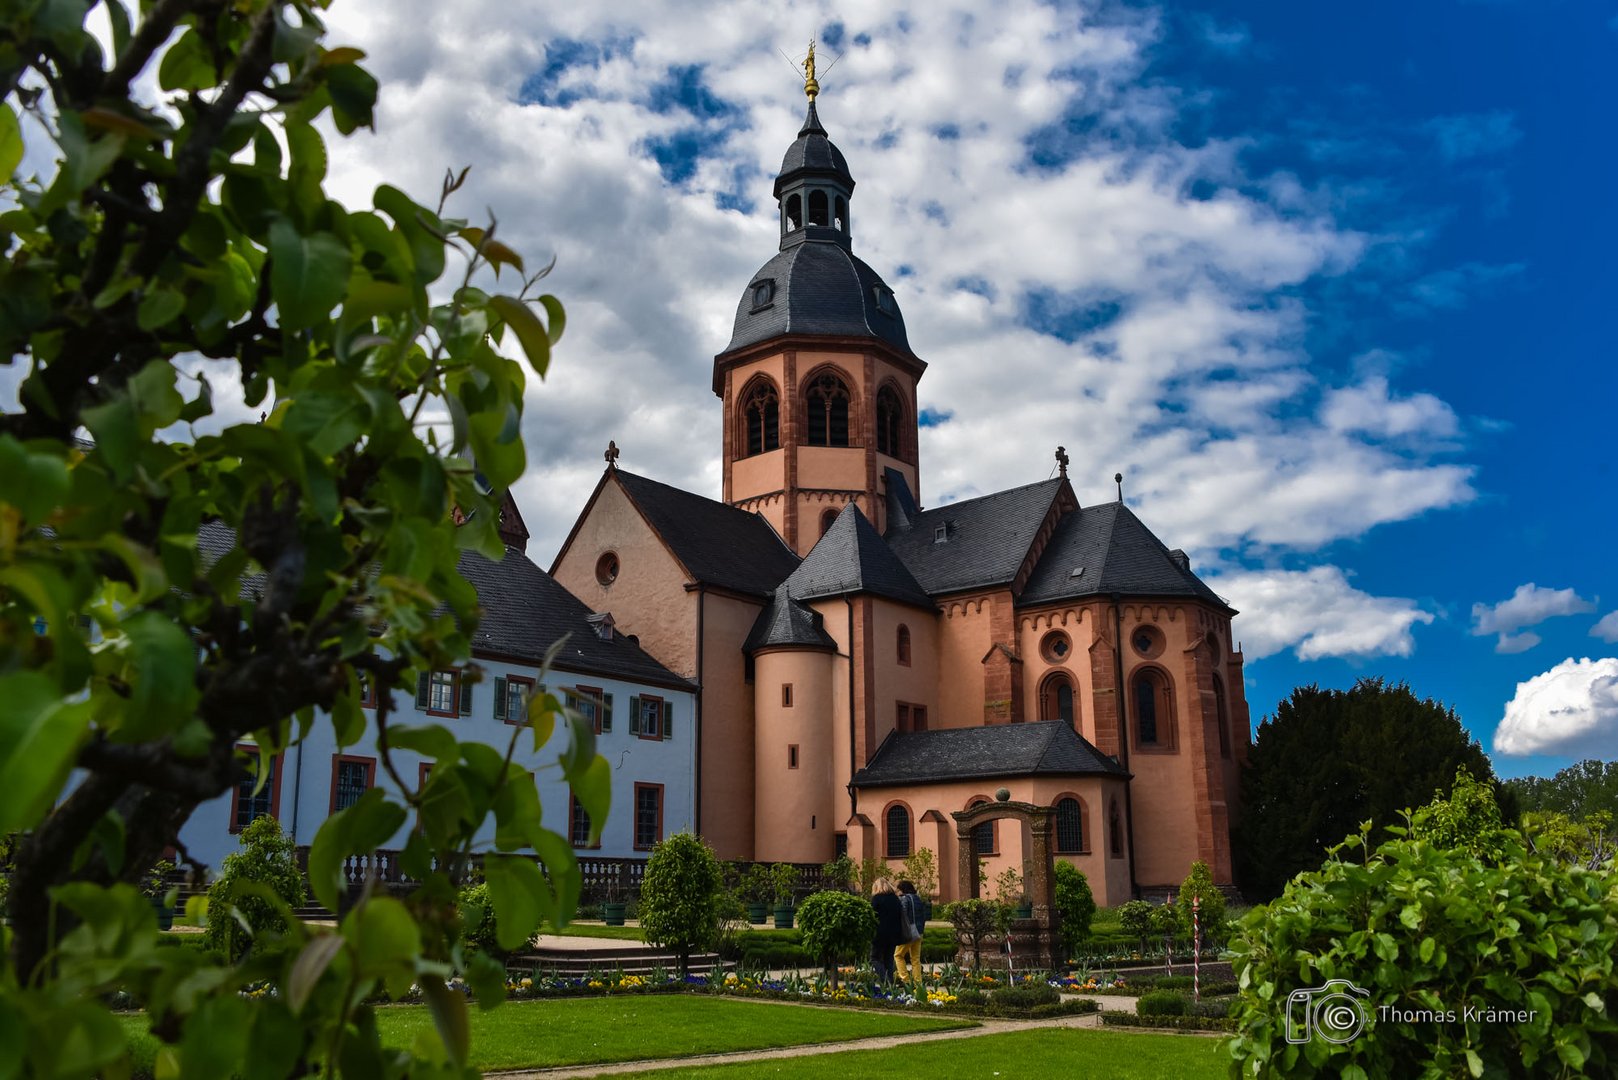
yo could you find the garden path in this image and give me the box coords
[485,1005,1106,1079]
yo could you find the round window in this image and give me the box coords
[1040,631,1072,664]
[1132,626,1163,658]
[595,551,620,587]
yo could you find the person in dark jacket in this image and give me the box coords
[869,880,903,983]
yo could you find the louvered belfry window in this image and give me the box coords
[806,372,850,447]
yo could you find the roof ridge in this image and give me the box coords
[913,475,1064,517]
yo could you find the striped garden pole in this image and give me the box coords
[1192,893,1201,1002]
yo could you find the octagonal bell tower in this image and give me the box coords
[715,52,926,556]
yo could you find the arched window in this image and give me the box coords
[806,372,851,447]
[835,195,847,232]
[876,385,903,456]
[742,380,780,456]
[1213,674,1231,758]
[968,798,997,855]
[809,190,829,226]
[885,803,910,858]
[1055,797,1085,853]
[1039,672,1076,729]
[1108,800,1123,857]
[820,507,838,537]
[1134,669,1173,749]
[897,624,912,666]
[785,193,801,231]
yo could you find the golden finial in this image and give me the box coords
[803,39,819,101]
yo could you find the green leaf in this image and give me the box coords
[118,610,199,739]
[570,755,612,847]
[488,294,553,376]
[386,724,458,761]
[244,1002,304,1080]
[137,288,187,331]
[0,673,92,832]
[348,896,420,996]
[492,768,543,852]
[0,103,22,179]
[538,294,566,344]
[157,29,217,92]
[307,789,409,913]
[282,390,367,458]
[1464,1049,1483,1077]
[482,855,549,950]
[419,974,469,1068]
[129,359,186,430]
[1419,936,1435,963]
[286,934,344,1014]
[268,219,352,330]
[0,436,69,522]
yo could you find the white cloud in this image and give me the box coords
[1204,566,1435,661]
[1424,112,1522,163]
[1592,612,1618,643]
[1494,657,1618,756]
[1471,584,1597,653]
[299,0,1487,570]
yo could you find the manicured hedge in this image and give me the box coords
[1103,1012,1239,1033]
[724,926,955,968]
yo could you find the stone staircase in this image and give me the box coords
[509,942,724,979]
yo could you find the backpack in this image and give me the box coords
[899,893,923,942]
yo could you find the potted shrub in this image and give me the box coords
[602,884,629,926]
[142,858,177,930]
[741,864,772,924]
[769,862,800,928]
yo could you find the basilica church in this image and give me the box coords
[550,78,1251,904]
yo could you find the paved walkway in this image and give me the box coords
[487,1004,1107,1079]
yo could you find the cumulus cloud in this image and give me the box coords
[1204,566,1435,661]
[1494,657,1618,756]
[297,0,1488,569]
[1591,612,1618,643]
[1471,584,1597,653]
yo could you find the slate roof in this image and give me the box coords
[884,478,1064,596]
[615,470,799,598]
[781,503,933,609]
[722,241,912,358]
[852,722,1129,788]
[774,101,854,196]
[458,548,693,690]
[743,590,839,652]
[1019,502,1232,611]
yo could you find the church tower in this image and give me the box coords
[715,54,926,556]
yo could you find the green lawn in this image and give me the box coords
[610,1027,1227,1078]
[120,996,973,1073]
[549,923,648,940]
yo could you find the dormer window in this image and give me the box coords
[872,286,896,316]
[934,524,948,544]
[750,280,775,310]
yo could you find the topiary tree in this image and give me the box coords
[0,2,603,1073]
[204,816,308,960]
[1119,899,1155,956]
[796,889,877,990]
[458,879,536,959]
[1228,824,1618,1077]
[1175,860,1226,943]
[1052,861,1095,961]
[943,898,1010,972]
[639,832,724,978]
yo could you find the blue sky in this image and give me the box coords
[19,0,1606,778]
[314,0,1618,778]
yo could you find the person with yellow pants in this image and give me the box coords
[894,879,925,983]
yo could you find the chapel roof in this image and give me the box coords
[742,590,839,653]
[852,721,1129,788]
[1018,501,1232,612]
[458,548,694,690]
[614,470,800,598]
[781,502,933,609]
[884,478,1066,596]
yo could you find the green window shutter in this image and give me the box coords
[629,695,642,736]
[602,693,613,732]
[662,700,673,740]
[415,673,429,710]
[459,675,472,716]
[493,677,508,721]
